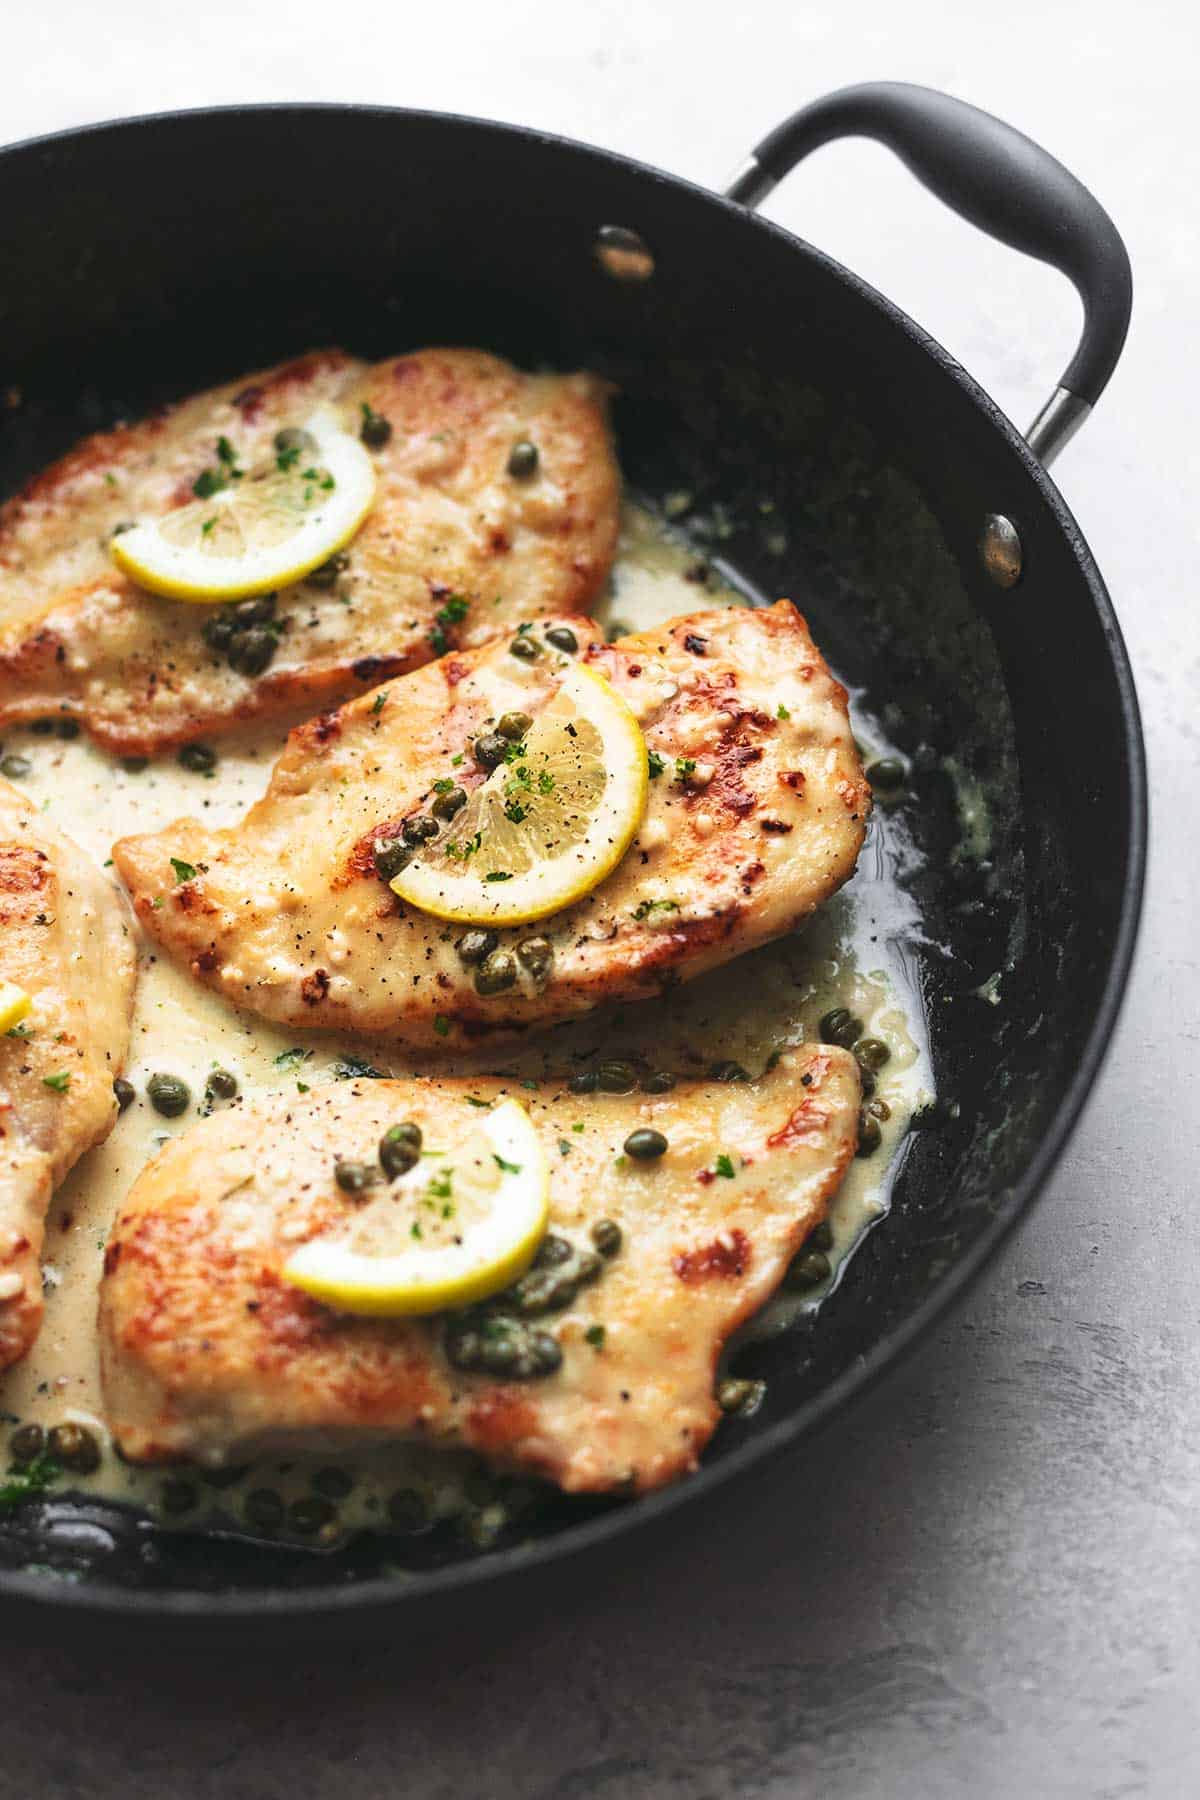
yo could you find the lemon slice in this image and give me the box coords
[0,981,31,1034]
[391,662,648,926]
[110,408,376,602]
[282,1099,549,1317]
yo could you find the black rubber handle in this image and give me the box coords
[748,82,1132,407]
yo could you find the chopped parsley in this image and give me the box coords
[674,757,696,783]
[647,751,666,779]
[169,857,197,885]
[216,435,238,467]
[445,832,482,862]
[633,898,679,921]
[0,1453,62,1511]
[484,871,513,882]
[433,777,455,794]
[451,753,464,768]
[276,444,301,472]
[777,703,791,720]
[492,1153,522,1175]
[372,690,389,715]
[503,800,528,824]
[192,467,225,500]
[584,1324,606,1350]
[332,1055,386,1080]
[429,595,470,655]
[714,1153,736,1179]
[42,1071,70,1093]
[274,1047,311,1070]
[558,1139,572,1156]
[433,1015,450,1037]
[427,1169,453,1199]
[465,1095,489,1108]
[410,1221,423,1240]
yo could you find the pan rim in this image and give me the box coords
[0,100,1148,1622]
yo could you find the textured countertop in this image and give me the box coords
[2,2,1196,1794]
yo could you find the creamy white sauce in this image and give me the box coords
[0,502,931,1543]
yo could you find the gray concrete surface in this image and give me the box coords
[2,1,1196,1794]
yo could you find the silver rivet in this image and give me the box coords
[979,513,1023,589]
[594,225,655,283]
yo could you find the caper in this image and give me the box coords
[120,756,148,774]
[431,785,467,820]
[335,1159,378,1194]
[506,439,539,478]
[496,710,533,741]
[227,628,277,678]
[475,949,517,996]
[456,928,499,966]
[372,834,411,882]
[244,1488,284,1531]
[205,1068,238,1101]
[160,1477,198,1516]
[146,1072,190,1117]
[508,1248,602,1317]
[113,1077,136,1113]
[305,550,350,590]
[274,426,318,456]
[401,813,440,846]
[9,1423,44,1465]
[229,594,278,630]
[808,1219,834,1252]
[47,1422,101,1474]
[387,1488,429,1531]
[709,1060,750,1083]
[380,1121,421,1179]
[819,1007,862,1049]
[288,1495,336,1536]
[624,1128,668,1161]
[857,1065,877,1099]
[866,1096,891,1122]
[717,1377,764,1415]
[786,1248,832,1289]
[533,1235,574,1269]
[854,1037,891,1073]
[360,406,393,450]
[516,936,553,979]
[597,1060,638,1095]
[568,1069,599,1094]
[312,1466,354,1500]
[509,634,542,661]
[56,717,80,740]
[856,1111,883,1156]
[30,718,55,736]
[590,1219,622,1258]
[445,1317,562,1379]
[544,625,578,654]
[177,742,217,774]
[640,1070,677,1094]
[473,731,509,770]
[866,757,906,791]
[0,754,31,779]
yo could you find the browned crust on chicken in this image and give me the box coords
[0,349,619,752]
[111,602,869,1048]
[99,1047,860,1490]
[0,780,136,1367]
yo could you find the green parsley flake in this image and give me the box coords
[493,1153,522,1175]
[715,1153,736,1179]
[433,1015,450,1037]
[372,690,389,715]
[647,750,666,779]
[42,1071,70,1093]
[274,1047,310,1070]
[777,703,791,720]
[169,857,197,885]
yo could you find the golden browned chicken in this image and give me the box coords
[112,603,870,1049]
[99,1047,860,1488]
[0,780,136,1368]
[0,348,618,753]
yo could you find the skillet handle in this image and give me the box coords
[726,82,1132,467]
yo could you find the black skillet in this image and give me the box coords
[0,83,1143,1631]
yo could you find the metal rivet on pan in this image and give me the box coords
[979,513,1023,589]
[594,225,655,282]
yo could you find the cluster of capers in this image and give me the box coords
[507,623,579,662]
[11,1419,101,1474]
[371,709,531,895]
[818,1007,892,1155]
[0,715,80,778]
[457,926,553,997]
[201,592,279,678]
[443,1221,622,1380]
[121,1068,235,1120]
[334,1119,422,1194]
[569,1059,678,1097]
[784,1217,835,1290]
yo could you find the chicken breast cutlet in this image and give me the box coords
[99,1047,860,1487]
[0,780,135,1368]
[112,603,870,1048]
[0,348,618,753]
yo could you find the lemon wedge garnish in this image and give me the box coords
[282,1099,549,1318]
[391,662,648,926]
[0,981,31,1034]
[110,408,376,603]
